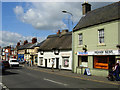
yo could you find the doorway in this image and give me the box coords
[56,58,59,69]
[109,56,115,70]
[45,59,47,68]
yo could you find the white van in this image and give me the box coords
[9,59,19,67]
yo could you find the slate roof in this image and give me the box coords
[17,43,33,50]
[39,32,72,51]
[73,2,120,31]
[29,41,45,49]
[34,40,45,47]
[17,41,45,50]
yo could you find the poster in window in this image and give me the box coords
[63,57,69,67]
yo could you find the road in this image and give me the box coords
[1,66,120,89]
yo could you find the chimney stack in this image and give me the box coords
[17,42,20,46]
[32,37,37,44]
[24,40,28,45]
[82,2,91,15]
[57,30,61,34]
[61,29,68,34]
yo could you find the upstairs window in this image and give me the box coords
[79,33,83,45]
[98,29,104,44]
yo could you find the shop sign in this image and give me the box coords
[94,50,113,55]
[77,52,88,55]
[61,53,70,56]
[78,50,120,55]
[87,50,120,55]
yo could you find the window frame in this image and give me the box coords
[93,56,109,69]
[39,57,43,65]
[78,33,83,45]
[62,57,69,67]
[98,29,104,44]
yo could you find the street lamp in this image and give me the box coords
[40,50,44,55]
[38,49,44,55]
[62,10,74,72]
[52,48,59,55]
[62,10,73,30]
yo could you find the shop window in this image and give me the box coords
[81,56,88,62]
[39,57,43,65]
[78,56,88,67]
[62,57,69,67]
[94,56,108,69]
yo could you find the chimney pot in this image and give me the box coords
[32,37,37,44]
[61,29,69,34]
[17,42,20,46]
[24,40,28,45]
[82,2,91,15]
[57,30,61,34]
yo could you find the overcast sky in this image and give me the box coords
[1,1,118,47]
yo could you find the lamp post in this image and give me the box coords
[40,50,44,55]
[62,10,73,30]
[53,48,59,55]
[62,10,74,72]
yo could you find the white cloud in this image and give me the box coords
[14,2,82,30]
[0,31,45,47]
[13,6,24,15]
[13,2,113,31]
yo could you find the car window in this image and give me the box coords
[11,60,18,62]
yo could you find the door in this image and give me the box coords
[109,56,115,70]
[45,59,47,68]
[56,58,59,69]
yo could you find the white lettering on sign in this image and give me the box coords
[94,50,113,55]
[81,50,119,55]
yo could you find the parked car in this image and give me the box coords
[0,62,5,73]
[9,59,19,67]
[1,60,10,68]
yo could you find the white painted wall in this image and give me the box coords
[38,50,72,70]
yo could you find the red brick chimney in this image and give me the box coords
[24,40,28,45]
[82,2,91,15]
[32,37,37,44]
[61,29,68,34]
[57,30,61,34]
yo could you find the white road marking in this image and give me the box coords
[16,70,21,72]
[44,78,68,86]
[0,82,9,90]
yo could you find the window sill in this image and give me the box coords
[93,68,108,70]
[78,45,84,48]
[97,43,106,47]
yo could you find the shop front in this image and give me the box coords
[93,55,115,70]
[77,49,120,76]
[38,51,72,70]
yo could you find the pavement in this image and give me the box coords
[24,65,120,86]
